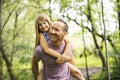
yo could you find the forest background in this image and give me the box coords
[0,0,120,80]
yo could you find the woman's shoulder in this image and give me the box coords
[35,45,43,53]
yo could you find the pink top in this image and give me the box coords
[34,40,70,80]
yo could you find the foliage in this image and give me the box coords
[91,65,120,80]
[110,39,120,80]
[90,71,107,80]
[110,66,120,80]
[74,55,102,67]
[4,64,33,80]
[1,0,120,80]
[91,30,120,80]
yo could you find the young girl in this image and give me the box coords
[35,14,85,80]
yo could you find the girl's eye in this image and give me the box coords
[39,24,42,26]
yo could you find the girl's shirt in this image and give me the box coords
[43,33,49,41]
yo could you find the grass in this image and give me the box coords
[90,71,107,80]
[74,55,102,68]
[6,54,104,71]
[3,54,114,80]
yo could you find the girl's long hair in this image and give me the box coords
[35,14,51,48]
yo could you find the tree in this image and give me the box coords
[101,0,110,79]
[0,0,4,79]
[1,0,50,79]
[117,0,120,39]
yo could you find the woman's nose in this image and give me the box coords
[51,29,55,34]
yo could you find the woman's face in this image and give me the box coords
[49,21,65,43]
[38,20,50,32]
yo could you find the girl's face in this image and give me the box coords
[38,20,50,32]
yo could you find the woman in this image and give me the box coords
[34,14,85,80]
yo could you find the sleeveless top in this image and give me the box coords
[43,33,49,41]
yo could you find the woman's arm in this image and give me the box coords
[32,52,40,80]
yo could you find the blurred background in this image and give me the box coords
[0,0,120,80]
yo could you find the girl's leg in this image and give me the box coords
[67,52,85,80]
[67,55,85,80]
[37,69,43,80]
[68,62,85,80]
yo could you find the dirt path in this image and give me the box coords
[70,67,102,80]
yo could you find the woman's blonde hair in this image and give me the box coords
[35,14,51,48]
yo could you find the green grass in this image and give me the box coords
[3,54,114,80]
[90,71,107,80]
[74,55,102,68]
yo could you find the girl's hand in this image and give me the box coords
[56,55,71,64]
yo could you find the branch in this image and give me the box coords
[3,16,34,46]
[66,15,115,48]
[2,7,16,31]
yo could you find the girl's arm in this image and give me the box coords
[39,33,61,58]
[63,36,71,56]
[40,33,71,63]
[56,36,72,63]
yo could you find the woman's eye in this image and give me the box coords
[55,28,59,31]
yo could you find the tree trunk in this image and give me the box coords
[101,0,110,79]
[0,55,4,80]
[81,21,90,80]
[92,28,106,69]
[0,47,15,80]
[0,56,4,80]
[117,0,120,39]
[0,0,15,80]
[49,0,52,21]
[87,0,106,69]
[0,0,4,79]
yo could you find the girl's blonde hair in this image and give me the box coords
[35,14,51,48]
